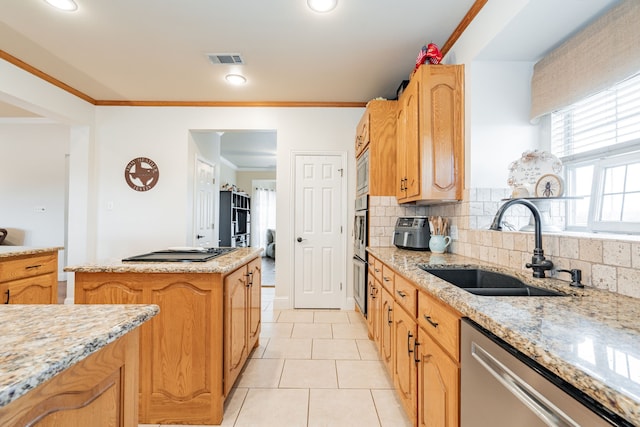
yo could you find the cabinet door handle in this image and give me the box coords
[4,290,9,304]
[396,290,406,298]
[374,268,380,273]
[25,264,42,270]
[383,276,391,282]
[413,340,421,364]
[424,315,439,328]
[387,306,393,325]
[407,331,414,355]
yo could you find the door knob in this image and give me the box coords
[296,237,305,242]
[196,234,205,239]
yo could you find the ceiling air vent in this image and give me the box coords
[207,53,245,65]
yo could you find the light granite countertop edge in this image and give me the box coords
[0,304,159,408]
[368,246,640,426]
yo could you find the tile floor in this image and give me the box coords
[140,287,412,427]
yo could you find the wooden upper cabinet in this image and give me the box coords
[355,110,370,157]
[356,100,397,196]
[397,65,465,204]
[397,77,420,202]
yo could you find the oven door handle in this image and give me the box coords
[471,342,580,427]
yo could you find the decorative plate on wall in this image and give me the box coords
[507,150,562,192]
[125,157,159,192]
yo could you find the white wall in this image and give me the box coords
[92,105,362,309]
[237,171,277,196]
[443,0,542,190]
[0,123,69,279]
[220,161,237,188]
[469,61,539,188]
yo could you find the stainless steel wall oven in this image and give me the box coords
[353,194,368,315]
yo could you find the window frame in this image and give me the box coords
[588,151,640,234]
[551,72,640,235]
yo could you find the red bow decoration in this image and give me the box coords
[414,43,442,71]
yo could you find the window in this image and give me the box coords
[551,72,640,234]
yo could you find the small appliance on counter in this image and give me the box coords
[393,216,430,250]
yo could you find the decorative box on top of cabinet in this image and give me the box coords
[397,64,465,203]
[356,100,397,196]
[0,250,58,304]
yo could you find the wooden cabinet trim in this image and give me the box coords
[0,329,139,427]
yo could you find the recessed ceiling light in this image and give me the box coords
[225,74,247,85]
[44,0,78,11]
[307,0,337,13]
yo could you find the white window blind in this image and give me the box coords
[551,73,640,233]
[551,73,640,161]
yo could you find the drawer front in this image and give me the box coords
[394,274,417,317]
[418,291,460,361]
[372,257,383,283]
[381,264,395,293]
[0,253,57,283]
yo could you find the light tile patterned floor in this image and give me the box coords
[140,287,412,427]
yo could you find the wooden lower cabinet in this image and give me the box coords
[366,259,461,427]
[224,266,249,397]
[417,328,459,427]
[248,258,262,351]
[74,256,261,425]
[224,258,261,397]
[0,329,139,427]
[380,286,394,376]
[393,302,418,426]
[1,251,58,304]
[366,271,380,342]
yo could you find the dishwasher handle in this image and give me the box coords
[471,341,581,427]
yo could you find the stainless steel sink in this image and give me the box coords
[419,267,565,297]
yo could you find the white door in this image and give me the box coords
[294,154,345,308]
[194,158,215,247]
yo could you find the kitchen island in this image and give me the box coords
[0,246,62,304]
[65,247,262,425]
[0,303,158,427]
[368,246,640,426]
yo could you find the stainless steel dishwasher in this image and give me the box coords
[461,319,629,427]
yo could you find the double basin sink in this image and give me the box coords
[419,266,565,297]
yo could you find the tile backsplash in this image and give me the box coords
[368,189,640,299]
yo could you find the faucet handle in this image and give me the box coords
[556,269,584,288]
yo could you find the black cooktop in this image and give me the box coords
[122,247,237,262]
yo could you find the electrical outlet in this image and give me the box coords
[450,225,459,240]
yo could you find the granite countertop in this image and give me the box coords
[0,304,158,408]
[368,246,640,426]
[0,246,63,258]
[64,247,262,274]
